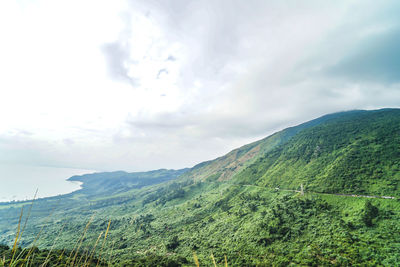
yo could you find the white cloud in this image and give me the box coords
[0,0,399,171]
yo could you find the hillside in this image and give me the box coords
[179,110,355,183]
[0,108,399,266]
[233,108,400,196]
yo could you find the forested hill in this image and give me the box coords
[0,108,399,266]
[178,109,366,183]
[68,168,189,197]
[179,108,400,196]
[232,108,400,196]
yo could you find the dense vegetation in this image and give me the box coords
[1,108,399,266]
[233,109,400,197]
[0,244,106,266]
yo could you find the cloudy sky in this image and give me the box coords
[0,0,399,172]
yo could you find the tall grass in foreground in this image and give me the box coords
[96,219,111,267]
[10,189,38,265]
[2,194,112,267]
[2,195,231,266]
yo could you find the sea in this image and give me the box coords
[0,164,95,202]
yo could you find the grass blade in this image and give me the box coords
[68,215,95,266]
[193,251,199,267]
[96,219,111,267]
[41,223,66,267]
[19,190,38,240]
[211,252,217,267]
[84,231,103,267]
[10,207,24,264]
[11,190,38,265]
[107,240,115,267]
[22,200,60,263]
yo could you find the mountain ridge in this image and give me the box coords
[179,109,398,184]
[231,108,400,196]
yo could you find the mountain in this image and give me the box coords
[179,109,359,183]
[232,108,400,196]
[68,168,189,197]
[181,108,400,196]
[0,108,399,266]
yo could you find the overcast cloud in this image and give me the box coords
[0,0,399,171]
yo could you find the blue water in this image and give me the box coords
[0,164,95,202]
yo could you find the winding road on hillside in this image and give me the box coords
[226,183,397,200]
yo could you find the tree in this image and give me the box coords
[362,200,379,227]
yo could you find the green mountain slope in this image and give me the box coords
[179,110,351,183]
[0,108,399,266]
[233,108,400,196]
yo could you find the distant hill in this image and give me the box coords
[68,168,188,197]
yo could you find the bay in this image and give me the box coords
[0,164,95,202]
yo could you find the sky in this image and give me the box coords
[0,0,399,172]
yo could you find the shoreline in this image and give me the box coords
[0,164,96,204]
[0,177,85,204]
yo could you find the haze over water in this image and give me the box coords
[0,164,95,202]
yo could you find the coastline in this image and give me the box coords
[0,179,85,204]
[0,164,95,204]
